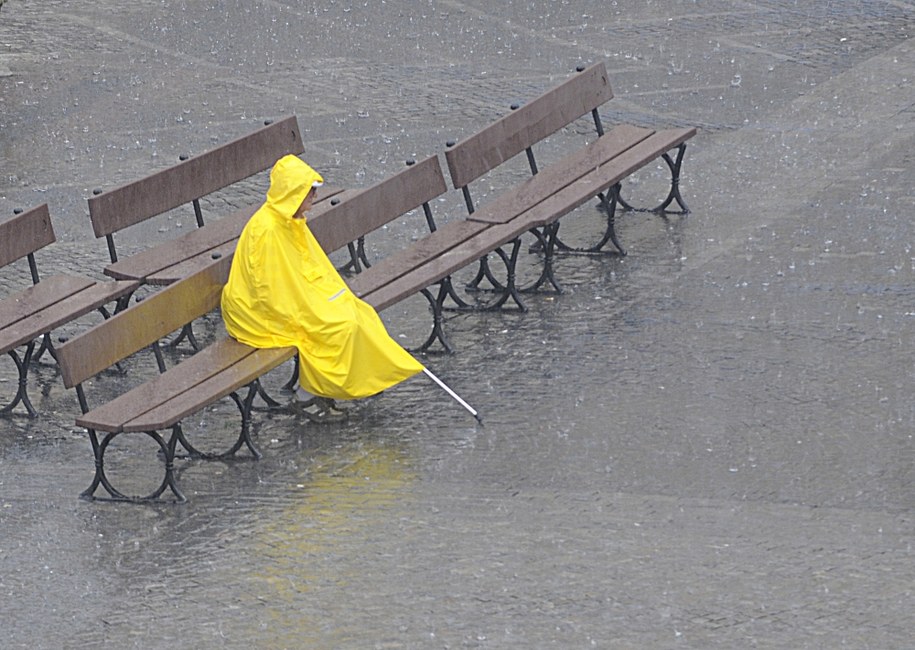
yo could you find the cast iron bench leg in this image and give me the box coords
[520,223,563,295]
[464,255,505,295]
[167,323,199,352]
[446,242,528,312]
[553,185,626,256]
[338,237,370,274]
[1,342,38,418]
[80,427,187,504]
[413,284,454,355]
[617,143,691,214]
[175,385,262,460]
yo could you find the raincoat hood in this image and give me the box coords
[265,155,324,218]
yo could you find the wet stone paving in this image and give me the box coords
[1,1,913,648]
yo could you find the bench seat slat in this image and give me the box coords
[362,221,523,313]
[0,275,94,332]
[57,257,232,389]
[122,345,295,432]
[346,220,489,298]
[307,157,447,255]
[128,188,351,285]
[75,337,259,432]
[0,279,138,353]
[103,206,256,281]
[510,127,699,231]
[467,124,654,225]
[145,240,241,286]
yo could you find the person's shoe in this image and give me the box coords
[288,396,347,423]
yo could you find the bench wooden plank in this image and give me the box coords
[445,63,613,189]
[142,188,358,285]
[57,256,233,390]
[307,156,447,254]
[0,279,138,352]
[122,345,295,432]
[88,116,305,238]
[0,204,56,267]
[466,124,654,224]
[104,186,348,283]
[75,336,258,432]
[347,219,489,298]
[0,275,94,332]
[102,205,256,281]
[362,221,523,313]
[510,127,699,231]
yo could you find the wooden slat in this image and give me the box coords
[88,116,304,237]
[467,124,654,224]
[508,127,699,231]
[445,63,612,189]
[0,204,56,267]
[147,188,359,285]
[307,156,447,254]
[107,185,348,284]
[0,279,138,353]
[346,220,489,298]
[57,256,233,388]
[75,337,258,432]
[0,275,94,331]
[122,346,295,432]
[103,205,257,281]
[362,221,522,313]
[145,240,240,286]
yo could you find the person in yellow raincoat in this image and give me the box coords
[221,155,424,421]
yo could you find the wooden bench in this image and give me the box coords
[347,62,697,336]
[0,204,138,417]
[87,115,344,287]
[54,156,450,503]
[55,254,289,502]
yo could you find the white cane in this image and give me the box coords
[422,367,483,424]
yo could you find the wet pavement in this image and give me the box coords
[1,1,914,648]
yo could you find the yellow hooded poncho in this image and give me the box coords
[221,155,424,400]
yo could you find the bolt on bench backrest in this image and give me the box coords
[56,254,233,392]
[88,116,305,262]
[444,62,613,208]
[0,204,56,284]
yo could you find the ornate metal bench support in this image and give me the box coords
[175,384,262,460]
[1,342,38,418]
[520,223,563,295]
[617,143,690,214]
[282,355,300,391]
[167,323,199,352]
[338,237,370,274]
[447,240,527,313]
[553,185,626,256]
[462,255,502,297]
[411,285,454,354]
[79,426,187,504]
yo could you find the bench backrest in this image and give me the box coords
[57,254,233,389]
[87,116,305,238]
[308,155,448,252]
[444,62,612,190]
[0,204,55,269]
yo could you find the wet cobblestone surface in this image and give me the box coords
[1,1,914,648]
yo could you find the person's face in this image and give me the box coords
[293,188,316,219]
